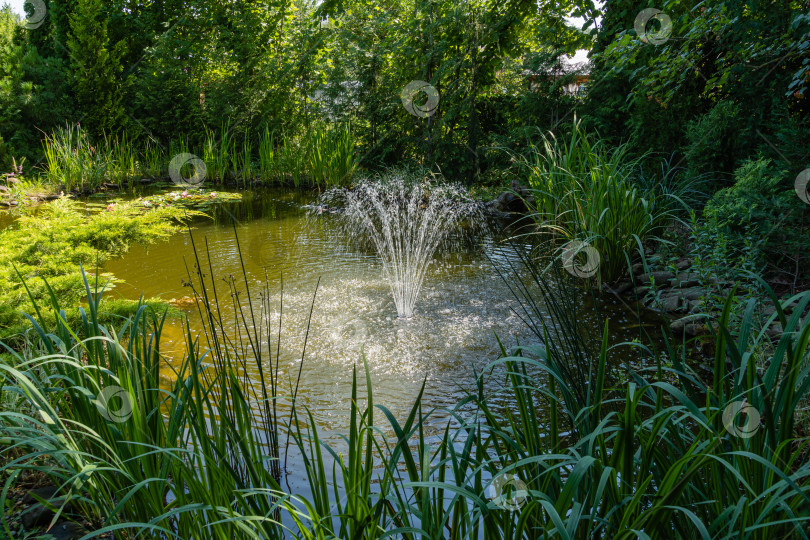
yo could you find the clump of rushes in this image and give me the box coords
[0,227,316,538]
[39,121,359,190]
[42,124,108,192]
[306,121,358,189]
[4,228,807,538]
[0,271,294,538]
[522,118,677,283]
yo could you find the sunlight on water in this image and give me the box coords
[103,188,651,493]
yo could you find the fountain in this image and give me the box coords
[322,170,484,318]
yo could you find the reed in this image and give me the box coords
[141,138,164,178]
[289,263,810,538]
[3,224,808,539]
[0,228,307,537]
[522,119,675,282]
[240,132,254,186]
[258,126,276,183]
[306,122,358,189]
[101,132,139,187]
[39,121,357,190]
[42,124,108,191]
[202,124,232,182]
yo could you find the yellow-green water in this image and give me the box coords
[98,187,659,490]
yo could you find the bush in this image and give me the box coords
[684,100,748,182]
[703,158,810,284]
[0,198,191,340]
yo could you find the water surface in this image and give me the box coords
[102,188,658,491]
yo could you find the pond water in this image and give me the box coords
[99,188,660,493]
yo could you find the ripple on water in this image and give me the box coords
[102,189,654,454]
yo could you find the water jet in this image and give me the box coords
[322,171,483,318]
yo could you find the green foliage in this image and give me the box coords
[67,0,128,136]
[684,100,747,181]
[3,256,809,538]
[0,198,190,341]
[524,120,674,282]
[587,0,808,191]
[42,124,108,191]
[0,274,288,538]
[703,158,810,282]
[304,122,358,189]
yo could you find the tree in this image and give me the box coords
[67,0,127,135]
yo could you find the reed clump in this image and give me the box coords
[41,122,358,191]
[2,232,809,538]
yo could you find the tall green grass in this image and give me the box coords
[522,120,677,282]
[39,123,358,190]
[0,233,300,537]
[42,124,108,191]
[306,122,358,190]
[289,270,810,537]
[3,235,808,538]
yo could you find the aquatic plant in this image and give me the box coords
[2,240,809,538]
[306,122,358,189]
[323,169,484,318]
[202,124,232,182]
[522,120,676,282]
[258,126,277,183]
[42,124,108,192]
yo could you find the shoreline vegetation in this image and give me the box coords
[1,0,809,536]
[1,240,809,538]
[1,133,808,537]
[1,141,809,538]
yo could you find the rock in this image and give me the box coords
[43,521,88,540]
[687,299,706,313]
[656,293,685,313]
[21,488,77,529]
[21,497,69,528]
[766,322,784,340]
[633,286,651,296]
[670,314,708,334]
[675,258,691,270]
[604,281,633,295]
[487,191,527,213]
[510,179,531,198]
[675,287,707,302]
[670,272,702,287]
[139,178,152,184]
[7,177,19,185]
[690,320,719,336]
[638,271,675,283]
[23,486,59,504]
[0,185,8,192]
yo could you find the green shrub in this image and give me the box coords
[703,158,810,283]
[684,100,747,182]
[0,198,191,341]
